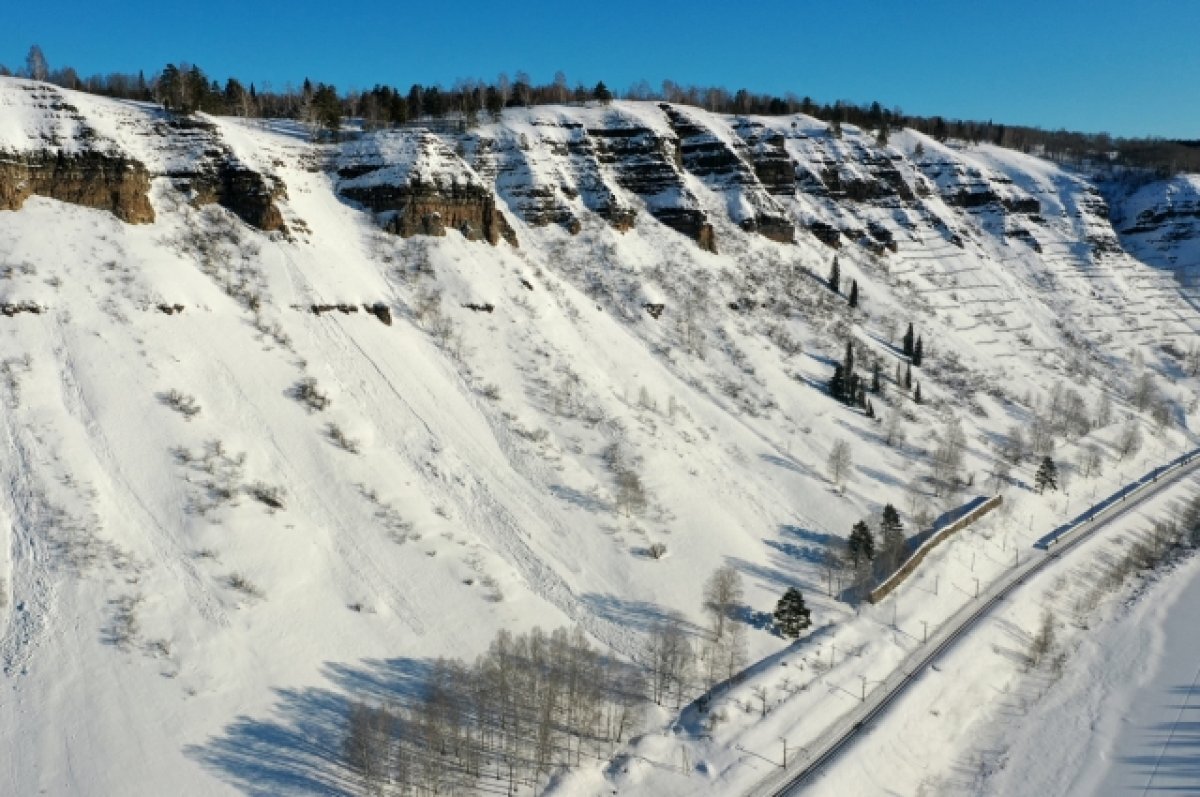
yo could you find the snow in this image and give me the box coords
[1,77,1199,796]
[800,467,1200,796]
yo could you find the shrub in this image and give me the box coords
[290,377,330,412]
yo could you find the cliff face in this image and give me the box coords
[1104,174,1200,289]
[337,130,517,246]
[0,80,287,232]
[0,150,155,223]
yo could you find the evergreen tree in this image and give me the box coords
[879,504,906,572]
[593,81,613,104]
[843,339,855,376]
[905,363,913,390]
[871,362,881,394]
[828,257,841,293]
[902,323,915,357]
[914,382,922,403]
[848,279,859,308]
[875,123,889,147]
[866,399,875,419]
[1035,456,1059,494]
[848,521,875,567]
[913,336,924,367]
[829,364,846,402]
[773,587,813,638]
[880,504,902,538]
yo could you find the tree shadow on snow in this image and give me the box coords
[185,657,437,797]
[580,592,700,636]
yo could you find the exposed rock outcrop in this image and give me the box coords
[182,163,287,232]
[586,122,718,251]
[337,131,518,247]
[342,176,518,246]
[0,150,155,223]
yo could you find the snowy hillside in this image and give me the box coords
[1,76,1199,796]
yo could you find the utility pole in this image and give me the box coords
[974,577,980,599]
[780,737,788,768]
[921,620,928,644]
[860,675,867,702]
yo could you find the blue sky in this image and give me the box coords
[3,0,1197,138]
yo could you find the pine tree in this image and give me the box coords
[871,362,881,394]
[593,81,613,104]
[773,587,812,638]
[848,279,859,308]
[880,504,902,538]
[829,364,846,402]
[902,323,915,357]
[1035,456,1059,494]
[844,339,855,376]
[913,336,924,367]
[914,382,922,403]
[905,363,913,390]
[848,521,875,567]
[879,504,906,571]
[828,257,841,293]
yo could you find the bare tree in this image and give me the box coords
[24,45,49,82]
[343,702,396,796]
[1078,444,1104,478]
[883,412,906,448]
[703,565,744,643]
[614,469,648,517]
[1116,420,1143,460]
[1130,372,1156,412]
[929,418,967,496]
[827,439,853,488]
[645,619,693,707]
[1000,425,1027,465]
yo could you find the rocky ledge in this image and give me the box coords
[0,150,155,223]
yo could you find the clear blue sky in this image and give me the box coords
[3,0,1197,139]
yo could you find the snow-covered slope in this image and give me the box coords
[1,76,1199,795]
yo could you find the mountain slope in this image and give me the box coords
[0,76,1198,795]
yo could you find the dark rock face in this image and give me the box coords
[341,176,518,247]
[662,105,793,244]
[178,163,287,232]
[0,150,155,223]
[730,124,795,197]
[808,221,842,248]
[338,131,518,247]
[586,122,717,251]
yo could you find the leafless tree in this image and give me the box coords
[827,439,853,488]
[25,45,49,82]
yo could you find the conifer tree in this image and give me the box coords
[913,336,924,367]
[828,257,841,293]
[1035,456,1059,494]
[902,323,915,357]
[914,382,922,403]
[879,504,906,572]
[829,364,846,402]
[844,339,855,376]
[871,362,881,394]
[773,587,812,639]
[848,279,859,308]
[905,363,913,390]
[848,521,875,567]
